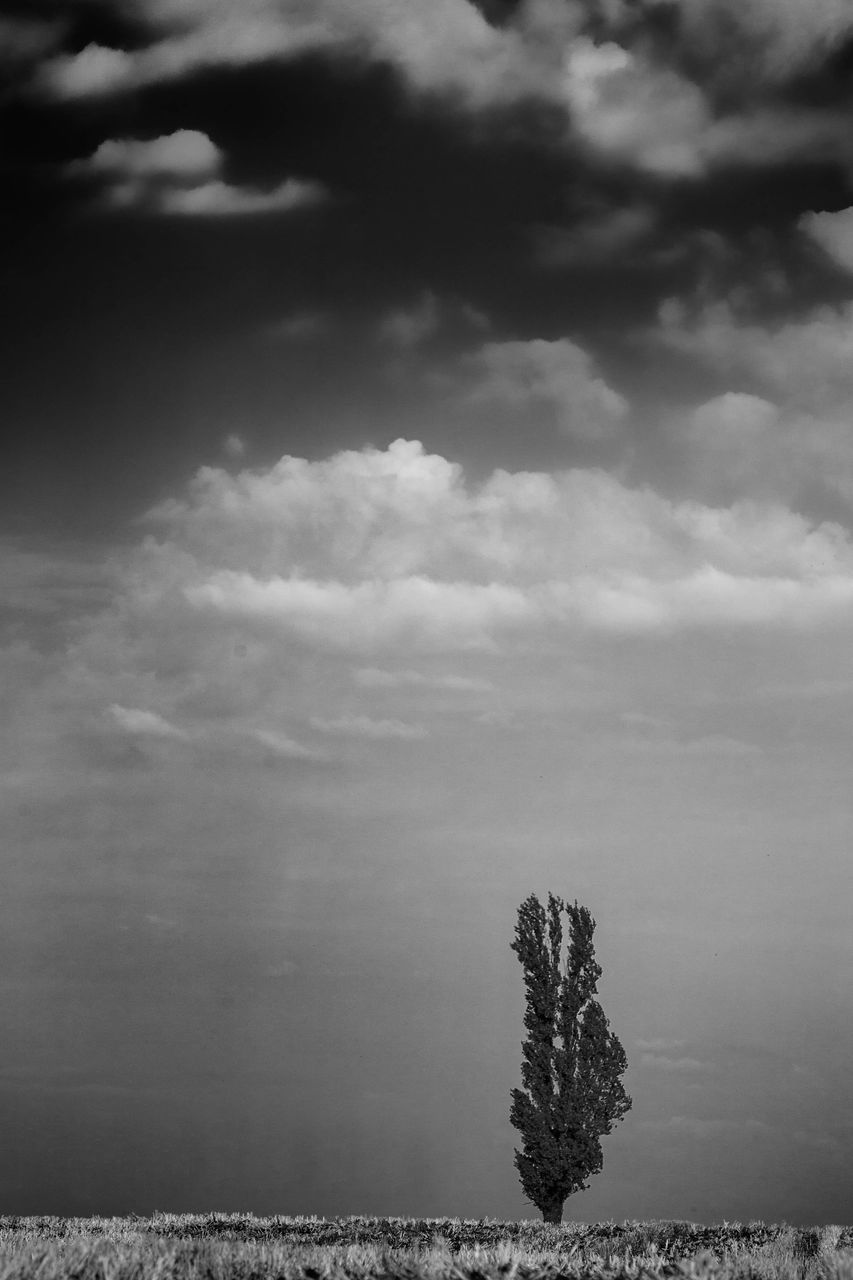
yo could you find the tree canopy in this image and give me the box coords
[510,893,631,1223]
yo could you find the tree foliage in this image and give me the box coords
[510,893,631,1223]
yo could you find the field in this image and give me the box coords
[2,1216,853,1280]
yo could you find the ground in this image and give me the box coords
[1,1214,851,1280]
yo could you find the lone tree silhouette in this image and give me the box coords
[510,893,631,1223]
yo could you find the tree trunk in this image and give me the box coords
[541,1199,564,1225]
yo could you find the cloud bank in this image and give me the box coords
[59,435,853,767]
[36,0,853,180]
[131,439,853,648]
[13,436,849,786]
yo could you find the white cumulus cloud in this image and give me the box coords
[654,298,853,412]
[466,338,628,441]
[158,177,323,217]
[141,438,853,641]
[560,36,849,177]
[184,573,535,652]
[82,130,220,180]
[70,130,326,218]
[563,38,709,177]
[48,438,853,788]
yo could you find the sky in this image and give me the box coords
[3,0,853,1227]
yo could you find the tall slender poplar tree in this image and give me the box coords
[510,893,631,1224]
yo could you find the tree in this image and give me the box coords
[509,893,631,1224]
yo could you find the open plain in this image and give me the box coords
[1,1216,852,1280]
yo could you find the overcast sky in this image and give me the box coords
[4,0,853,1226]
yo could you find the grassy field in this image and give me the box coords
[1,1215,852,1280]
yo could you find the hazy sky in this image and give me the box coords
[4,0,853,1226]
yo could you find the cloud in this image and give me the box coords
[249,728,328,761]
[563,38,710,177]
[108,704,187,739]
[39,21,323,98]
[70,130,326,218]
[800,207,853,274]
[191,565,853,641]
[42,436,853,793]
[146,437,471,581]
[142,438,853,641]
[263,312,329,342]
[681,734,762,757]
[753,676,853,701]
[0,16,65,66]
[640,1053,711,1071]
[223,434,246,461]
[791,1128,844,1154]
[621,712,674,733]
[689,392,781,443]
[80,130,220,181]
[465,338,628,441]
[460,302,491,332]
[636,1038,688,1053]
[109,703,329,761]
[562,36,851,177]
[679,0,853,81]
[619,714,762,758]
[653,298,853,413]
[34,1,853,182]
[41,42,134,96]
[157,178,324,217]
[309,715,428,740]
[379,293,441,348]
[0,541,113,632]
[533,204,657,267]
[151,437,850,596]
[646,1115,774,1140]
[354,667,494,691]
[36,0,547,108]
[13,433,853,831]
[677,392,783,502]
[701,107,850,171]
[665,385,853,514]
[185,573,534,652]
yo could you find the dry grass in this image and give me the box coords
[1,1216,852,1280]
